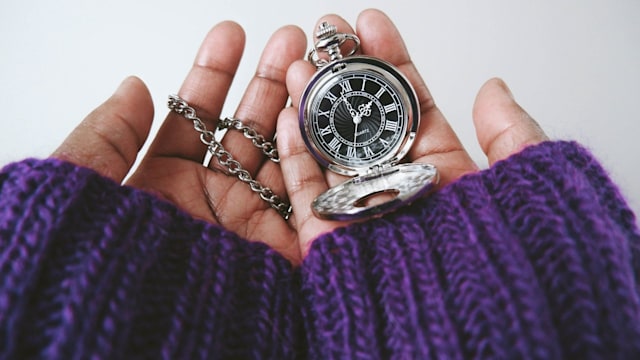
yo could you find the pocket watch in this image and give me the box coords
[299,22,439,220]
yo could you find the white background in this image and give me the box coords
[1,0,639,217]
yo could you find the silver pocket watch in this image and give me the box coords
[299,22,439,220]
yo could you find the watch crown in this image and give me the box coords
[316,22,338,40]
[308,22,360,68]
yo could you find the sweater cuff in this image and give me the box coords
[300,141,640,359]
[0,158,298,358]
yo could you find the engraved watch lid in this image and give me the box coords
[312,163,439,220]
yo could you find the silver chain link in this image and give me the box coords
[167,94,292,220]
[218,117,280,162]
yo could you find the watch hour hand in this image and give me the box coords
[358,101,372,118]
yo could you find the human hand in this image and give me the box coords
[276,9,548,257]
[53,21,308,263]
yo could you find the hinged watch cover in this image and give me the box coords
[299,22,439,220]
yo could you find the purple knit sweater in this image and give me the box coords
[0,141,639,359]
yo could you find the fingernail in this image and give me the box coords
[115,76,136,95]
[494,78,514,99]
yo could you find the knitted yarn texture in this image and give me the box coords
[0,141,639,359]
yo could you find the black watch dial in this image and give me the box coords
[301,57,418,175]
[312,71,405,166]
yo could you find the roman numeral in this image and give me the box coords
[326,91,338,103]
[328,137,341,150]
[320,125,332,136]
[361,78,367,91]
[363,146,374,157]
[379,138,390,147]
[384,120,399,132]
[339,80,352,94]
[347,146,357,158]
[375,87,385,99]
[384,103,397,114]
[318,109,330,118]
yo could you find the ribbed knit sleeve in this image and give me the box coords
[0,160,301,359]
[1,141,639,359]
[300,141,640,359]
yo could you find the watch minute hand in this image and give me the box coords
[341,93,358,118]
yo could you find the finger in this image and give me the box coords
[196,25,306,223]
[286,60,316,108]
[52,76,153,182]
[282,15,360,255]
[288,15,359,188]
[222,25,306,175]
[473,78,548,165]
[147,21,245,161]
[356,9,478,185]
[277,106,347,256]
[125,22,244,223]
[288,13,356,106]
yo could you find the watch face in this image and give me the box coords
[300,56,419,176]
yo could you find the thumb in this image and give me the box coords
[472,78,548,166]
[52,76,154,182]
